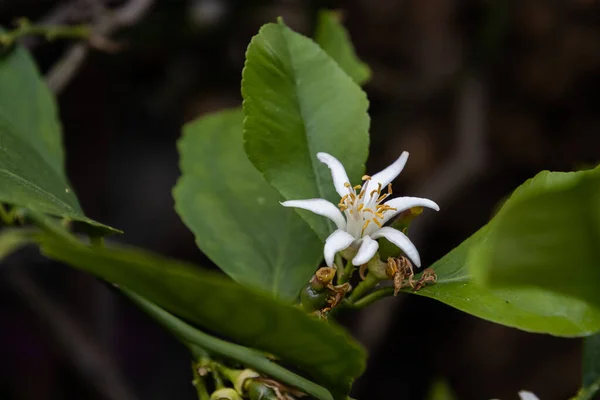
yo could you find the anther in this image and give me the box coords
[373,218,382,227]
[362,175,372,181]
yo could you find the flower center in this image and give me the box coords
[337,175,396,238]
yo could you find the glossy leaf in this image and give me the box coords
[173,108,323,301]
[33,215,365,398]
[314,10,371,85]
[469,167,600,310]
[409,226,600,337]
[0,44,116,233]
[126,291,334,400]
[242,20,370,239]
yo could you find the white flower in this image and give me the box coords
[281,152,439,268]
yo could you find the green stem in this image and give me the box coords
[192,362,211,400]
[337,260,354,285]
[0,19,89,47]
[348,273,379,303]
[351,287,395,309]
[214,364,241,386]
[124,291,333,400]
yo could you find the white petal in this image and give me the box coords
[324,230,355,267]
[368,151,409,193]
[518,391,539,400]
[371,226,421,267]
[352,236,379,265]
[317,152,351,198]
[281,199,346,229]
[380,196,440,225]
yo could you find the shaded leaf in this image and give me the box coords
[0,44,117,233]
[410,226,600,337]
[314,10,371,85]
[173,108,323,301]
[469,167,600,310]
[242,20,370,239]
[33,215,365,398]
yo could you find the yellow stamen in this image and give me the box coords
[362,175,372,181]
[344,182,352,188]
[353,185,362,190]
[375,212,385,219]
[387,183,392,195]
[357,204,364,211]
[361,220,371,235]
[362,208,374,214]
[373,218,382,227]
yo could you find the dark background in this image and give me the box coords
[1,0,599,399]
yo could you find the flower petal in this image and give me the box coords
[317,152,351,198]
[366,151,409,195]
[281,199,346,229]
[352,236,379,265]
[324,229,355,267]
[518,392,539,400]
[371,226,421,267]
[380,196,440,225]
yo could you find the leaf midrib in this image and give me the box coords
[278,23,334,233]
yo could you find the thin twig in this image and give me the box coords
[46,0,156,94]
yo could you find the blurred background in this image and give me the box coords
[1,0,600,399]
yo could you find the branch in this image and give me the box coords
[46,0,156,94]
[0,19,89,47]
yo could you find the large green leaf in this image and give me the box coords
[242,20,370,239]
[314,10,371,86]
[33,214,365,398]
[409,225,600,337]
[0,44,116,233]
[173,108,323,301]
[469,167,600,310]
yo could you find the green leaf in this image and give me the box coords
[0,45,117,234]
[469,167,600,310]
[314,10,371,86]
[411,225,600,337]
[125,291,334,400]
[242,20,370,239]
[173,108,323,301]
[33,215,365,398]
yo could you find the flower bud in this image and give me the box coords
[209,388,242,400]
[234,369,260,394]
